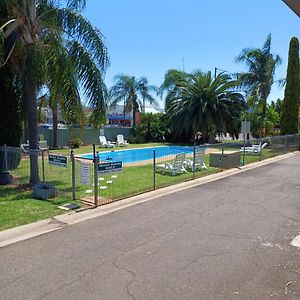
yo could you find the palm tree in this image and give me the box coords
[110,75,157,128]
[166,71,245,142]
[140,77,157,114]
[241,95,265,138]
[159,69,188,104]
[235,34,282,118]
[0,0,108,184]
[40,35,85,148]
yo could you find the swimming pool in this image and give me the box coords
[80,146,194,163]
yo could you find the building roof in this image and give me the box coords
[283,0,300,17]
[144,106,164,114]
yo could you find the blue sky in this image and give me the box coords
[83,0,300,106]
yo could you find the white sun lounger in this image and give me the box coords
[156,153,188,176]
[99,136,115,148]
[116,134,129,147]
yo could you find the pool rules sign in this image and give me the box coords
[241,121,251,134]
[80,163,90,185]
[98,161,122,174]
[48,154,67,167]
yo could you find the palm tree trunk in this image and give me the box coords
[143,96,145,114]
[262,98,267,119]
[24,45,39,185]
[52,105,58,148]
[132,109,136,128]
[202,128,209,143]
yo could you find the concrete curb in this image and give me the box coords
[0,152,297,248]
[0,219,66,248]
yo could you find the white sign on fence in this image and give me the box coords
[80,163,90,186]
[241,121,251,134]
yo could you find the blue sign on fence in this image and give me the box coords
[98,161,122,174]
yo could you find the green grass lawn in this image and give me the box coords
[0,144,287,231]
[0,186,79,231]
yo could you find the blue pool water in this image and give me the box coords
[80,146,194,163]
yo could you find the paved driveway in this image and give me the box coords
[1,153,300,299]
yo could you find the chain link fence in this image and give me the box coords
[0,134,299,207]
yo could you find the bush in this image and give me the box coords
[134,113,171,143]
[69,137,82,148]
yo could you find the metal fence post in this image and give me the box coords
[41,150,45,183]
[70,148,76,200]
[3,144,8,172]
[259,138,263,161]
[192,144,196,180]
[284,134,287,153]
[220,146,224,171]
[153,150,156,190]
[93,144,98,207]
[242,133,246,166]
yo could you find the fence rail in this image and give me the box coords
[1,134,299,207]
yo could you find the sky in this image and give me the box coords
[83,0,300,107]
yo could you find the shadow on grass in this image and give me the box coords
[0,185,74,207]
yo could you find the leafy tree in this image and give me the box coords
[0,0,108,184]
[110,75,157,128]
[165,71,245,142]
[133,113,170,143]
[265,105,280,135]
[270,98,283,115]
[236,34,282,119]
[280,37,300,134]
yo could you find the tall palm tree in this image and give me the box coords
[235,34,282,118]
[159,69,188,104]
[110,75,157,128]
[166,71,245,142]
[41,34,86,147]
[0,0,108,184]
[0,3,24,147]
[140,77,157,114]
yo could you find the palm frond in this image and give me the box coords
[68,40,108,125]
[55,7,109,71]
[66,0,86,11]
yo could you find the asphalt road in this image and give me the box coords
[1,153,300,299]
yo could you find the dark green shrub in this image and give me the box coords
[69,137,82,148]
[134,113,171,143]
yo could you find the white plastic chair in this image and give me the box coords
[186,148,207,171]
[38,140,49,151]
[156,153,188,176]
[240,142,268,154]
[20,143,29,153]
[116,134,129,146]
[99,136,115,148]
